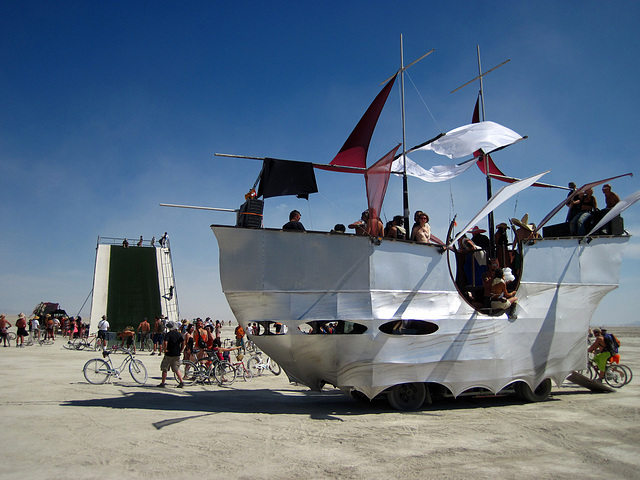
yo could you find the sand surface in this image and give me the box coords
[1,325,639,480]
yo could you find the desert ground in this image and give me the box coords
[0,324,639,480]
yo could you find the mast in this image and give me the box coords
[477,46,496,255]
[392,35,434,238]
[452,47,510,258]
[400,35,410,237]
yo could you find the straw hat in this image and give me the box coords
[496,222,508,229]
[18,313,25,319]
[511,214,534,232]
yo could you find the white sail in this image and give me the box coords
[391,156,476,182]
[418,121,523,159]
[584,189,640,238]
[448,171,548,247]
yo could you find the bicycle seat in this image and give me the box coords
[102,351,111,358]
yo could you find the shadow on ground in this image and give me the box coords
[60,382,591,423]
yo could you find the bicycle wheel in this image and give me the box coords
[129,359,148,384]
[144,338,154,351]
[247,356,261,377]
[214,361,237,386]
[586,363,599,381]
[175,360,199,385]
[83,359,111,384]
[604,365,627,388]
[268,358,281,376]
[618,364,633,385]
[7,332,16,341]
[240,365,253,381]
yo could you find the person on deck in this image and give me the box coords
[384,216,406,240]
[411,213,431,243]
[570,188,597,235]
[282,210,305,231]
[602,184,620,210]
[490,268,518,319]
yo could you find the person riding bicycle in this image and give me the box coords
[588,328,610,381]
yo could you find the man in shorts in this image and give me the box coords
[97,315,110,350]
[157,321,184,388]
[137,317,151,351]
[588,328,610,381]
[151,316,165,356]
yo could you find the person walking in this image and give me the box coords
[157,321,184,388]
[97,315,110,350]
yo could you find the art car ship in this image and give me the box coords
[205,48,638,410]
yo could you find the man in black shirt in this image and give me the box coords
[158,321,184,388]
[282,210,305,231]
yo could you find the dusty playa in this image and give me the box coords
[1,326,639,480]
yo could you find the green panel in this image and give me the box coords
[107,246,162,333]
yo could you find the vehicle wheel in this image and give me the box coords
[618,364,633,385]
[247,357,261,377]
[129,359,148,384]
[604,365,627,388]
[8,332,16,341]
[83,359,110,384]
[268,359,281,376]
[387,383,426,411]
[144,338,154,351]
[214,362,237,386]
[175,361,198,385]
[514,378,552,402]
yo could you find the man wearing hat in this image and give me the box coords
[469,226,490,253]
[157,321,184,388]
[16,313,29,347]
[588,328,609,381]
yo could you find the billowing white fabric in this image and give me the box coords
[448,171,548,248]
[585,189,640,238]
[391,156,476,182]
[418,121,523,159]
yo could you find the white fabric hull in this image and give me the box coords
[212,226,627,399]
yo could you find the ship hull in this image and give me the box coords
[212,225,627,399]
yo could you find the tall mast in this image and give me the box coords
[452,47,510,258]
[400,35,410,236]
[477,46,495,254]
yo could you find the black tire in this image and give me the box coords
[7,332,16,341]
[604,365,627,388]
[129,359,148,384]
[387,383,426,411]
[514,378,552,402]
[214,361,237,386]
[83,359,110,384]
[350,390,371,403]
[175,360,198,385]
[618,364,633,385]
[268,358,281,376]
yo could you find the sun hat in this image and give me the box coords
[469,226,486,235]
[511,214,534,232]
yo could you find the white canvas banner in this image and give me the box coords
[391,157,476,183]
[418,121,523,159]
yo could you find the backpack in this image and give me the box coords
[603,333,618,354]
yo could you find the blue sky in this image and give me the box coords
[1,1,639,325]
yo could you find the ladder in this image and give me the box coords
[158,239,180,323]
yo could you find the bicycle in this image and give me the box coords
[83,348,148,385]
[586,357,627,388]
[175,349,236,386]
[247,351,281,377]
[231,353,253,382]
[65,334,101,351]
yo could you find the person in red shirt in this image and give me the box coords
[0,314,12,347]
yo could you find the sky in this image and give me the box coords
[1,1,639,326]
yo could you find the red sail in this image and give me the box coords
[365,145,401,236]
[318,75,397,173]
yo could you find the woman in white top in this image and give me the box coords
[411,212,431,244]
